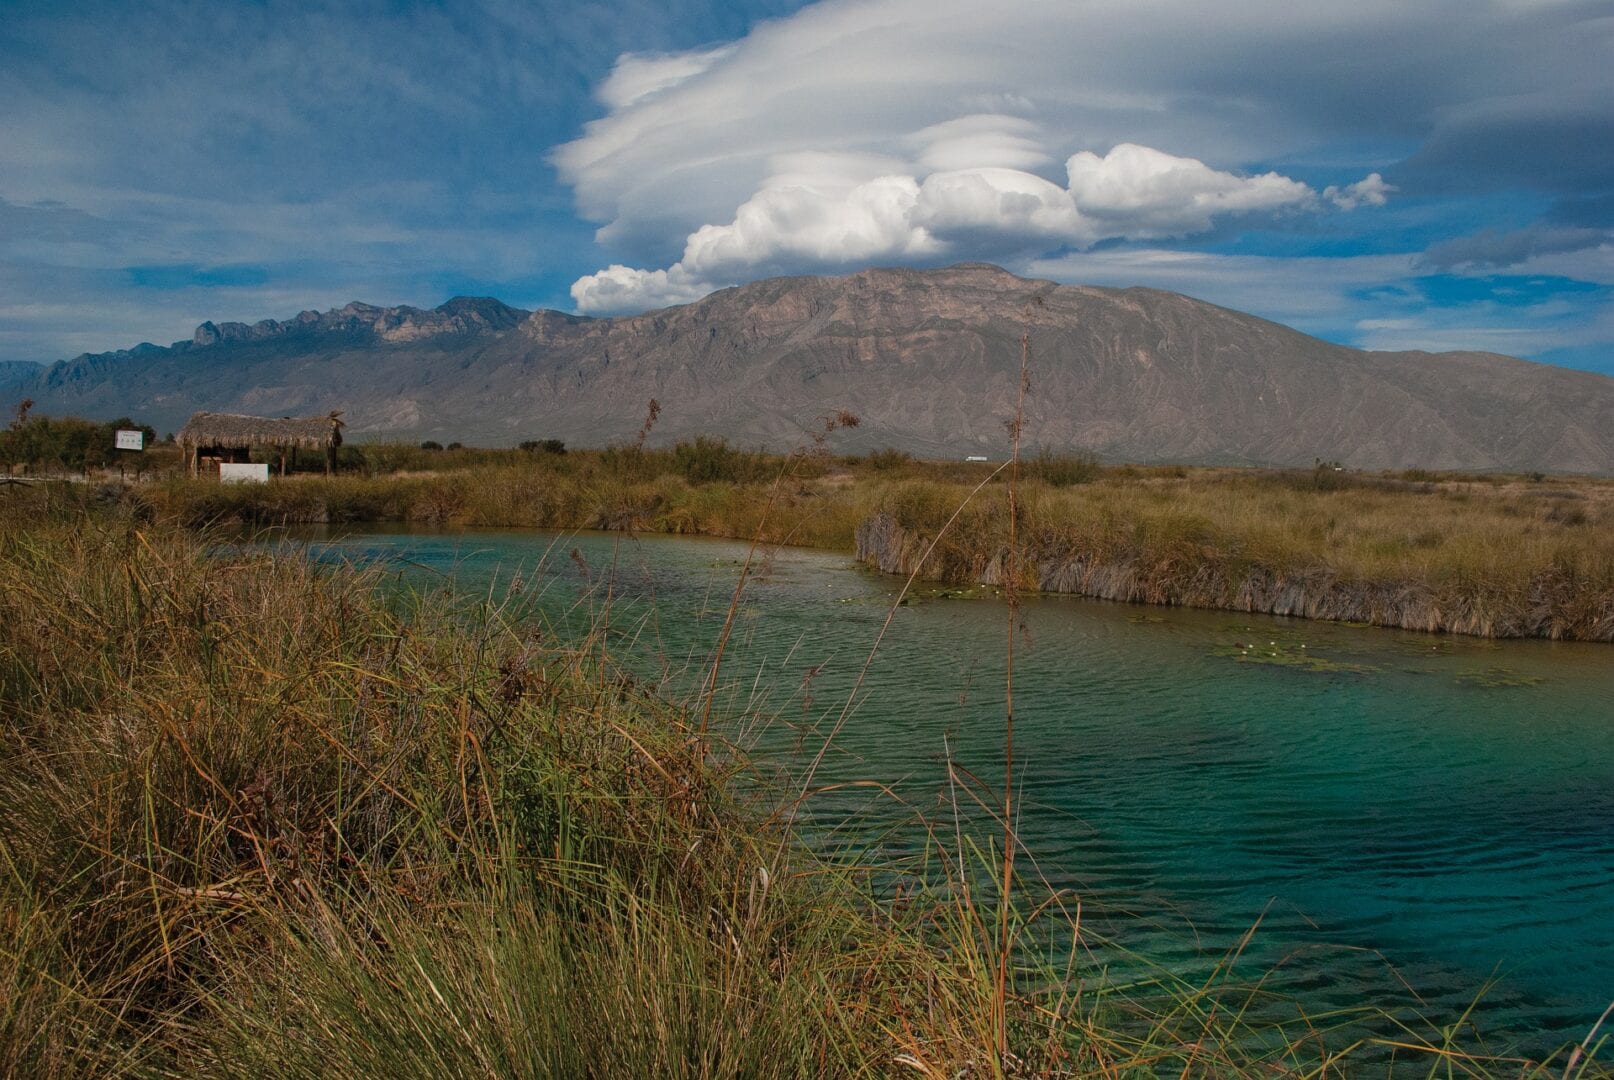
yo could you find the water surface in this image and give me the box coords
[284,525,1614,1057]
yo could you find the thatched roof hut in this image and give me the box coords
[179,410,344,475]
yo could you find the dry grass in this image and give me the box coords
[1,486,1606,1076]
[129,451,1614,640]
[861,467,1614,639]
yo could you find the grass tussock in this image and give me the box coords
[1,488,1606,1076]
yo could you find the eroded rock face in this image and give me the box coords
[9,264,1614,472]
[189,297,530,349]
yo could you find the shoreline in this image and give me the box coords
[853,511,1614,642]
[115,453,1614,643]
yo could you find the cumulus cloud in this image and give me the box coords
[571,142,1375,312]
[1324,174,1394,210]
[1062,144,1316,234]
[566,264,715,312]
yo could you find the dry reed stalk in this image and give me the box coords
[993,322,1033,1066]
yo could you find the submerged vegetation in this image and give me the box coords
[4,487,1609,1075]
[113,439,1614,641]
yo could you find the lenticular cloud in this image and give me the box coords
[557,0,1460,314]
[570,139,1383,314]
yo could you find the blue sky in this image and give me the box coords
[2,0,1611,374]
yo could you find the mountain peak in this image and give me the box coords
[9,264,1613,472]
[186,296,533,350]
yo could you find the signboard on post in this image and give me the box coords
[115,429,145,451]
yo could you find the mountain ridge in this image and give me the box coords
[6,264,1612,472]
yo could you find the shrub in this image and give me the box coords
[1025,448,1100,487]
[672,436,773,485]
[0,412,157,473]
[865,447,913,471]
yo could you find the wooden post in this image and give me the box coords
[279,450,287,477]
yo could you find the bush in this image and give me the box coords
[0,411,158,473]
[671,436,774,485]
[1025,448,1100,487]
[866,447,913,471]
[420,440,443,451]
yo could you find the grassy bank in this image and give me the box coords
[859,469,1614,640]
[0,496,981,1076]
[134,445,1614,640]
[2,488,1608,1075]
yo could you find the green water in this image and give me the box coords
[285,525,1614,1057]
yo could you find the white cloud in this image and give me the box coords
[572,143,1374,312]
[554,0,1611,261]
[568,264,713,312]
[1323,174,1393,210]
[1063,144,1315,234]
[914,167,1084,239]
[906,114,1052,172]
[595,45,736,110]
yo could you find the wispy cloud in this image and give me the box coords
[1419,226,1610,270]
[0,0,806,360]
[3,0,1613,371]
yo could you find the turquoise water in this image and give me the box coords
[284,525,1614,1057]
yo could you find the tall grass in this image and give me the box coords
[856,470,1614,640]
[0,496,955,1075]
[2,488,1606,1076]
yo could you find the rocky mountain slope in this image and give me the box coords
[0,361,41,392]
[8,264,1613,471]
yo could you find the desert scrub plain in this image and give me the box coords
[4,484,1611,1077]
[137,438,1614,641]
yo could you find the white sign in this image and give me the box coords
[114,429,145,451]
[219,462,270,484]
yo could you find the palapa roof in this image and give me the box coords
[179,410,344,451]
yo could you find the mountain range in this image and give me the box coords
[6,263,1612,471]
